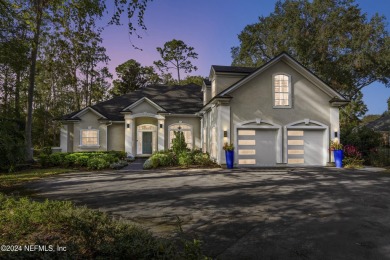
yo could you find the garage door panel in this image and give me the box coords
[303,131,324,165]
[287,129,325,166]
[238,129,277,166]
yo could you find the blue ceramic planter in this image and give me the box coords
[334,150,344,168]
[225,150,234,169]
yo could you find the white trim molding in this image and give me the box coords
[71,107,107,120]
[121,97,167,112]
[136,124,157,155]
[128,112,165,120]
[272,73,292,109]
[79,129,100,147]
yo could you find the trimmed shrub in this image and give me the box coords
[38,154,50,168]
[107,150,127,160]
[171,131,188,155]
[143,158,154,169]
[75,155,89,167]
[178,152,194,167]
[65,153,79,166]
[87,157,110,170]
[49,153,68,167]
[193,151,213,166]
[153,151,177,167]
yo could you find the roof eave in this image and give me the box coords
[200,96,233,112]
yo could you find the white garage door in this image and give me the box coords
[287,129,325,165]
[237,129,277,166]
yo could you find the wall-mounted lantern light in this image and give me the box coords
[160,124,163,129]
[127,124,130,129]
[334,131,338,138]
[223,130,228,137]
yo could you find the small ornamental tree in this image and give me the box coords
[171,131,187,155]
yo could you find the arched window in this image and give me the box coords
[273,74,291,108]
[168,123,193,149]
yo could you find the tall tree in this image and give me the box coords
[387,97,390,112]
[4,0,152,161]
[180,75,207,86]
[110,59,160,96]
[154,39,198,83]
[231,0,389,102]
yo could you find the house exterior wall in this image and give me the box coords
[107,124,125,151]
[73,111,107,152]
[131,101,159,114]
[211,74,247,98]
[203,61,340,164]
[229,61,332,139]
[60,124,74,152]
[203,86,211,105]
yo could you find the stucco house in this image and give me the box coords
[59,53,348,166]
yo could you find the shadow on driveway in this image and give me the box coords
[25,167,390,259]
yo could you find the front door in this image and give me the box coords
[142,132,153,154]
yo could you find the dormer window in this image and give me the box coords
[273,74,291,108]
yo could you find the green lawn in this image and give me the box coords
[0,168,72,191]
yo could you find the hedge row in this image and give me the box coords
[144,150,216,169]
[39,151,127,170]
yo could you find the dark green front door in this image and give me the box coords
[142,132,152,154]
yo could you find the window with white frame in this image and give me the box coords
[80,129,99,146]
[273,74,291,107]
[168,123,192,149]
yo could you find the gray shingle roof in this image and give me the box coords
[366,113,390,132]
[61,84,203,121]
[212,65,257,74]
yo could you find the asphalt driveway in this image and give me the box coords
[25,167,390,259]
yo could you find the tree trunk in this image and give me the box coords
[3,68,9,116]
[73,68,80,111]
[15,70,21,118]
[176,60,180,84]
[25,1,43,162]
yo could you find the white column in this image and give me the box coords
[60,124,68,152]
[217,104,231,164]
[125,115,134,156]
[158,118,165,151]
[200,118,204,152]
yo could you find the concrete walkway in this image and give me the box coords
[25,167,390,259]
[120,158,147,171]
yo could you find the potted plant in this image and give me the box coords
[330,140,343,168]
[223,142,234,169]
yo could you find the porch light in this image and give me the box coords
[334,131,338,138]
[160,124,163,129]
[223,130,228,137]
[127,124,130,128]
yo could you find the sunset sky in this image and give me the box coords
[99,0,390,115]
